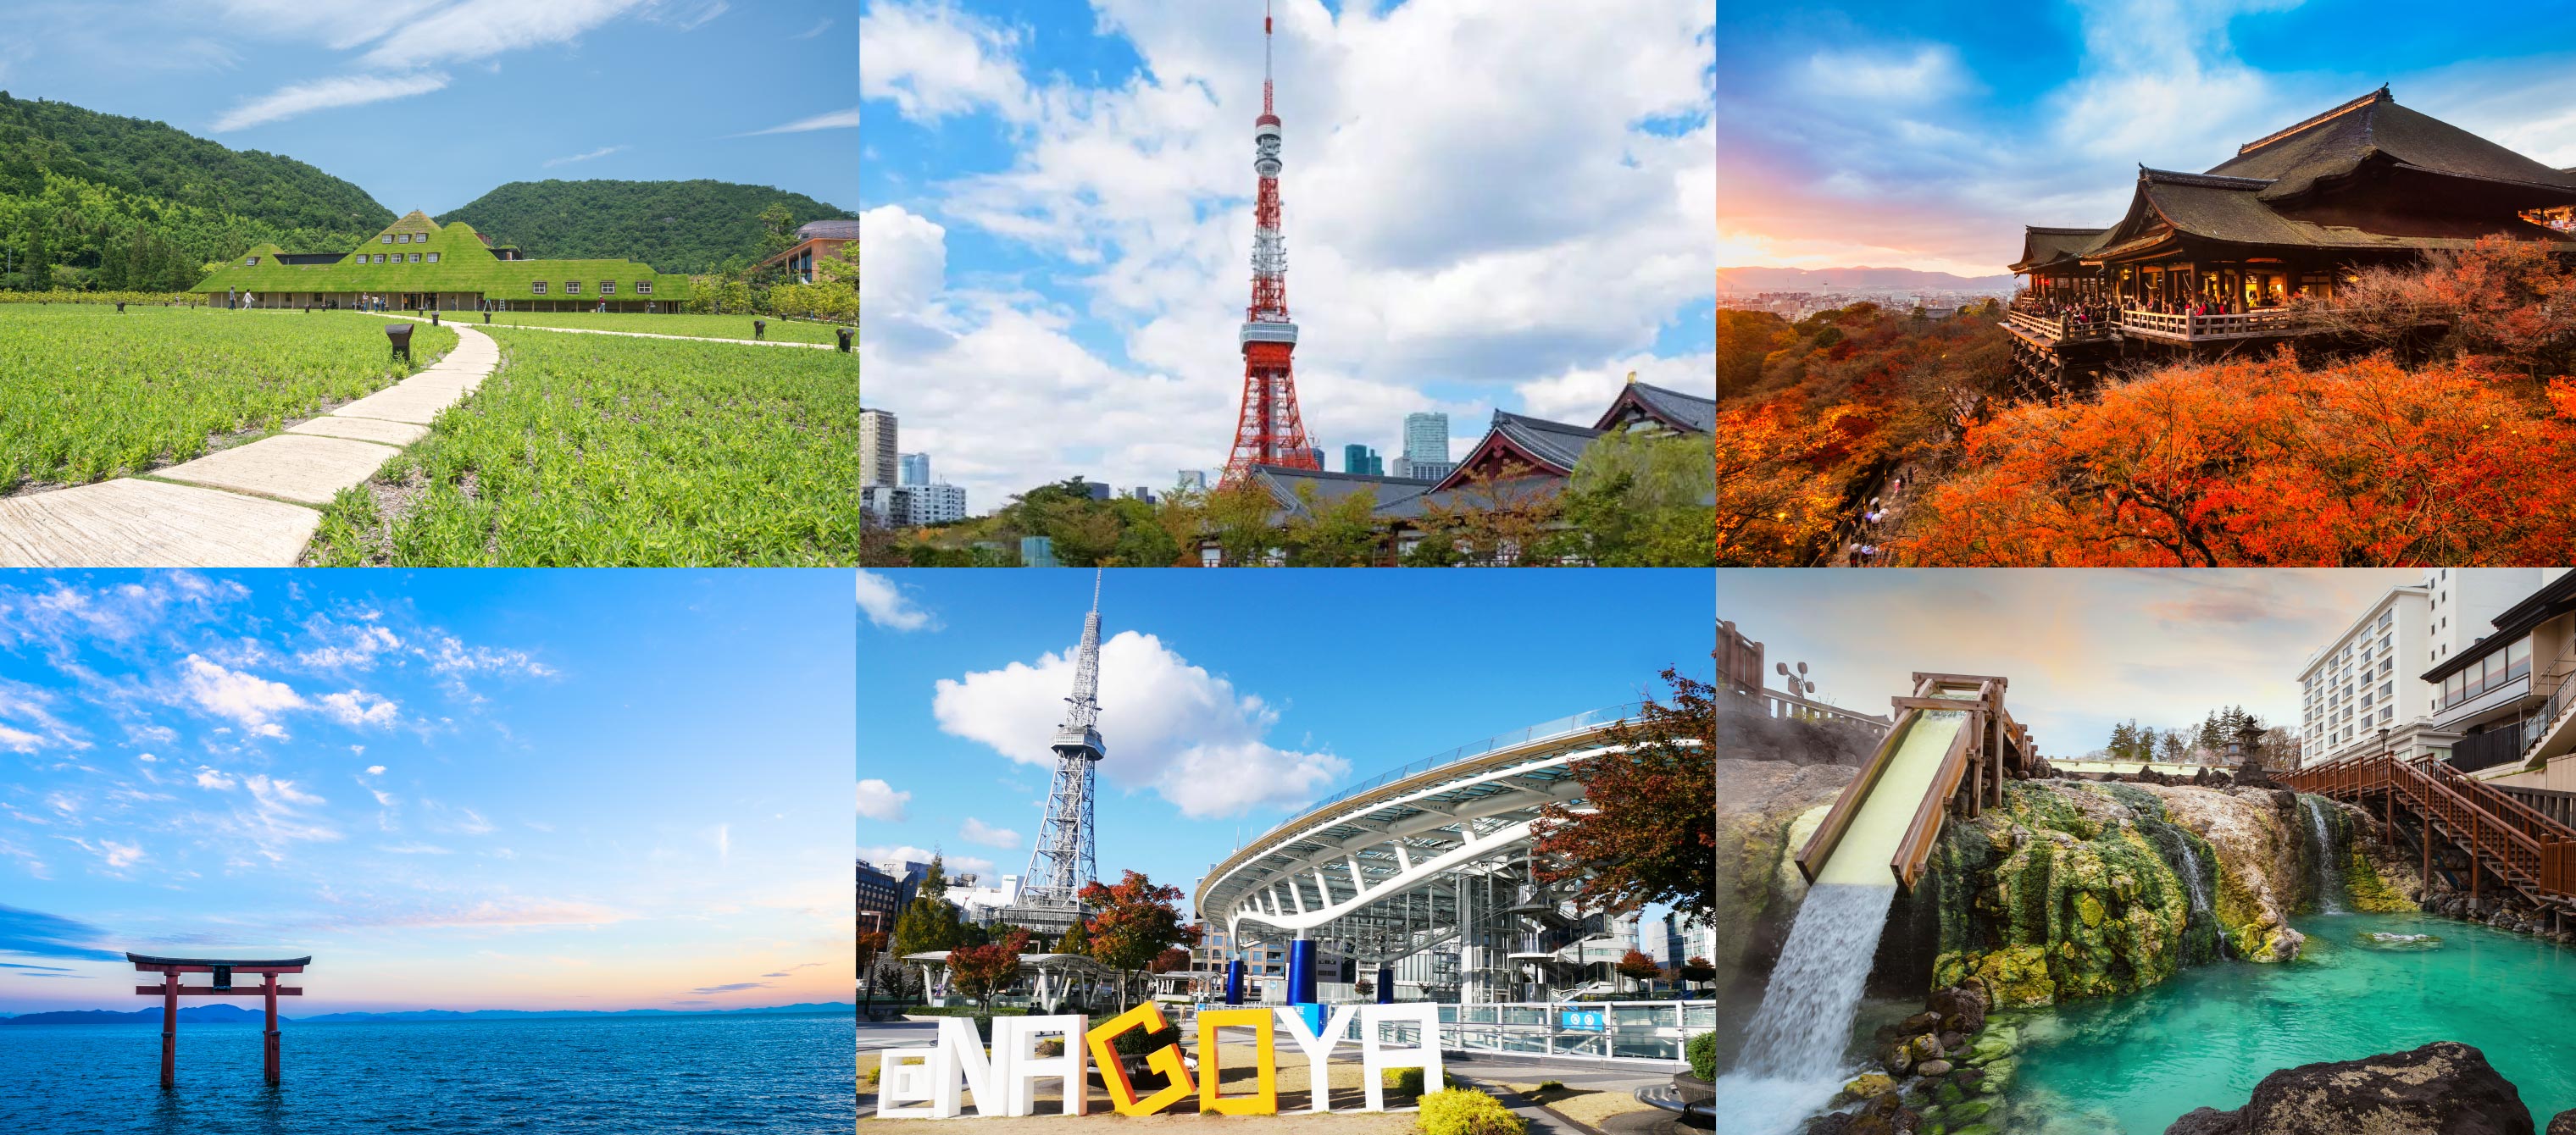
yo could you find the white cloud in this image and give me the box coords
[318,689,401,728]
[366,765,387,776]
[854,570,938,632]
[932,630,1348,818]
[195,767,238,791]
[297,618,402,670]
[380,842,453,855]
[1516,352,1719,424]
[794,16,834,41]
[137,752,158,763]
[543,145,625,168]
[0,724,40,753]
[860,0,1715,512]
[858,1,1030,124]
[211,71,452,131]
[60,837,145,871]
[855,778,913,822]
[859,844,995,881]
[179,656,305,735]
[959,817,1021,850]
[741,107,860,136]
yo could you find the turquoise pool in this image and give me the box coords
[2012,911,2576,1134]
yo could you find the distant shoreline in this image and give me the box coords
[1,1003,855,1027]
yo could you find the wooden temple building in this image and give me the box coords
[2005,86,2576,393]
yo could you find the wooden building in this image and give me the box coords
[2004,87,2576,394]
[754,219,860,284]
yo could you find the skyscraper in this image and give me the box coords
[898,453,930,486]
[1342,444,1382,476]
[860,408,898,487]
[1403,412,1451,464]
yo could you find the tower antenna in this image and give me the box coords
[1014,569,1107,930]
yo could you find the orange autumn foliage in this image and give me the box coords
[1892,352,2576,565]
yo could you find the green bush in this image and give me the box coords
[1111,1025,1182,1056]
[1685,1032,1717,1081]
[1418,1088,1525,1135]
[1384,1067,1465,1093]
[1535,1081,1564,1093]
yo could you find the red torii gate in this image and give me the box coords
[127,952,309,1088]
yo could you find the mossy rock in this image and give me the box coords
[1978,1056,2018,1094]
[1951,1124,2001,1135]
[1946,1099,1994,1125]
[1840,1072,1897,1102]
[1936,1080,1964,1105]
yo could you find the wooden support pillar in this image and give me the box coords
[2423,811,2432,893]
[160,972,178,1089]
[264,972,280,1084]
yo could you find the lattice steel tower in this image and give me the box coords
[1020,570,1106,912]
[1222,0,1318,482]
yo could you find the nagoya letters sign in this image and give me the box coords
[874,1003,1445,1119]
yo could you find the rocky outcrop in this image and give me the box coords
[2546,1108,2576,1135]
[2134,784,2323,962]
[2160,1041,2534,1135]
[2329,799,2427,913]
[1816,978,2018,1135]
[1713,757,1858,977]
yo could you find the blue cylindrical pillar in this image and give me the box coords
[1285,940,1317,1005]
[1376,965,1395,1004]
[1224,958,1245,1005]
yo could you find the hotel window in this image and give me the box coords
[531,281,547,295]
[427,252,439,263]
[600,280,615,294]
[636,281,652,294]
[565,280,580,294]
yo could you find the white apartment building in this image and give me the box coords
[908,483,968,525]
[2301,569,2576,785]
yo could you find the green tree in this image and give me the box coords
[758,202,798,260]
[890,856,964,961]
[1553,432,1718,567]
[1204,479,1279,567]
[1279,483,1382,566]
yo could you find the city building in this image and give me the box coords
[861,484,907,527]
[1390,456,1457,483]
[194,211,691,312]
[2005,87,2576,395]
[1123,487,1157,504]
[2299,569,2567,775]
[1176,470,1209,492]
[2423,569,2574,786]
[1021,535,1059,568]
[1342,445,1383,476]
[860,409,898,487]
[899,454,930,487]
[908,483,969,525]
[858,861,902,936]
[1402,412,1451,466]
[751,218,861,285]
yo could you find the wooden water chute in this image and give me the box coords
[1794,673,2040,889]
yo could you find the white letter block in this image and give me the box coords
[933,1016,1005,1118]
[1001,1014,1090,1116]
[1359,1004,1444,1112]
[1274,1004,1358,1113]
[874,1047,941,1119]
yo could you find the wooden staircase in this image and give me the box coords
[2280,752,2576,912]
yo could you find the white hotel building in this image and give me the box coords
[2299,570,2576,806]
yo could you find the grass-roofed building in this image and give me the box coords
[192,210,691,313]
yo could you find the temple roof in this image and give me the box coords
[2085,167,2576,260]
[1594,379,1716,435]
[2009,226,2110,272]
[1242,466,1437,521]
[2208,86,2576,201]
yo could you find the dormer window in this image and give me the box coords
[565,280,580,294]
[427,252,439,263]
[636,281,652,294]
[381,235,392,244]
[410,253,421,263]
[600,280,614,294]
[396,234,408,244]
[531,281,547,295]
[245,256,259,266]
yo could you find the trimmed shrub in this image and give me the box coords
[1418,1088,1526,1135]
[1685,1032,1718,1081]
[1112,1025,1182,1056]
[1384,1067,1466,1093]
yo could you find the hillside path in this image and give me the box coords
[0,325,501,567]
[386,312,841,349]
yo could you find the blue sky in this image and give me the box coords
[858,0,1717,513]
[1716,0,2576,276]
[853,568,1713,919]
[0,1,856,216]
[0,570,852,1015]
[1713,568,2419,760]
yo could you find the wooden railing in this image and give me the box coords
[2280,753,2574,900]
[2117,307,2311,340]
[2007,307,2113,345]
[1796,673,2034,890]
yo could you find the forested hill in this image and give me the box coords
[0,92,391,236]
[437,180,854,274]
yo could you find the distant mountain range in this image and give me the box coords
[1718,266,2017,293]
[3,1002,853,1026]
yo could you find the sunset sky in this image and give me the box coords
[1717,0,2576,277]
[1715,568,2422,757]
[0,570,852,1015]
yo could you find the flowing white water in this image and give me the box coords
[1713,883,1901,1134]
[2175,834,2212,917]
[2301,795,2349,914]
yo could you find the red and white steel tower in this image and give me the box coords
[1222,0,1318,481]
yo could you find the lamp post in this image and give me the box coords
[752,318,767,340]
[385,323,413,362]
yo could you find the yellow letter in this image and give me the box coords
[1084,1002,1195,1116]
[1196,1008,1279,1116]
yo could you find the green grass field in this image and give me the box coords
[437,308,851,345]
[0,306,456,492]
[306,327,861,566]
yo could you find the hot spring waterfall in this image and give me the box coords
[2301,794,2349,914]
[1735,883,1900,1076]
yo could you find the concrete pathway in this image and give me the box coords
[387,311,842,349]
[0,326,500,567]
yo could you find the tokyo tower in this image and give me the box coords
[1222,0,1318,482]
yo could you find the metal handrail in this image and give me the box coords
[2527,652,2576,761]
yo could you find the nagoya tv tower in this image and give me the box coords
[1019,569,1105,916]
[1222,0,1319,481]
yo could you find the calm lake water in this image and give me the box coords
[2014,911,2576,1134]
[0,1012,853,1134]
